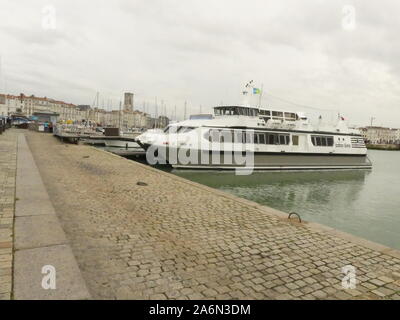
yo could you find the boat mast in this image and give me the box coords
[370,117,375,126]
[258,84,263,109]
[118,100,122,130]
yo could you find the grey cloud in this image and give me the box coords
[1,0,400,126]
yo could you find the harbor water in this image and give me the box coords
[171,150,400,250]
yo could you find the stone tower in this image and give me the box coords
[123,92,134,112]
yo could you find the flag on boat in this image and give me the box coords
[253,88,261,94]
[338,113,345,121]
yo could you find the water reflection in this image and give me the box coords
[173,170,368,217]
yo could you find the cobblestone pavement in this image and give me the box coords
[0,130,17,300]
[25,131,400,300]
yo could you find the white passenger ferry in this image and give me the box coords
[136,88,372,170]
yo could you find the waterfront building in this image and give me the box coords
[359,126,400,145]
[0,93,80,119]
[0,92,167,130]
[0,94,20,116]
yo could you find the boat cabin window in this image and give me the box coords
[234,130,247,143]
[259,110,270,116]
[272,111,283,117]
[284,112,296,121]
[207,129,235,143]
[206,129,290,145]
[254,133,290,145]
[268,134,275,144]
[292,135,299,146]
[214,106,259,117]
[311,135,334,147]
[259,110,298,122]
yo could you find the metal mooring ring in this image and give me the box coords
[288,212,302,223]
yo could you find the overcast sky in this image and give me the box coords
[1,0,400,126]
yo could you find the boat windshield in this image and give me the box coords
[164,126,196,133]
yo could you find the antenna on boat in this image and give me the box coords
[370,117,375,126]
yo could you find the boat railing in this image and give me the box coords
[265,121,297,130]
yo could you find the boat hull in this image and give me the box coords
[143,145,372,170]
[81,139,105,146]
[105,140,141,148]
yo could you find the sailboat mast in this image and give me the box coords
[155,97,158,128]
[118,100,122,130]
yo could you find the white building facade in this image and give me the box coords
[360,126,400,144]
[1,92,163,129]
